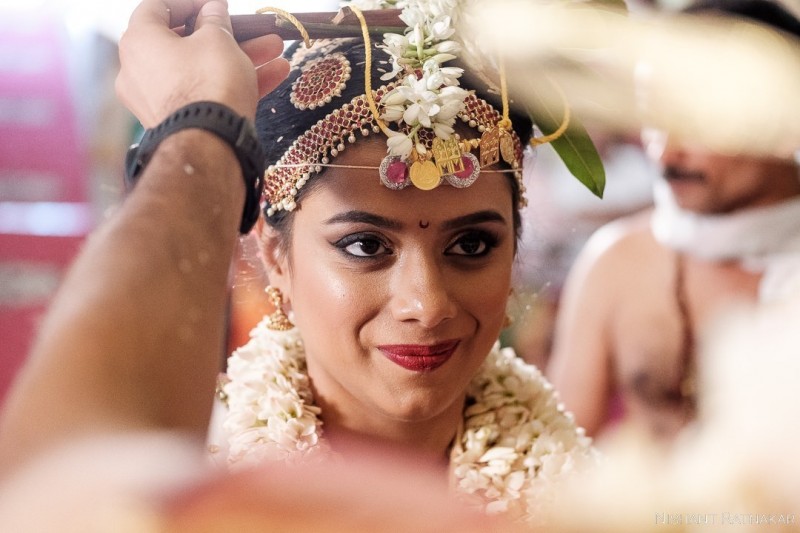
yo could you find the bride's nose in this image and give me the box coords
[389,252,457,328]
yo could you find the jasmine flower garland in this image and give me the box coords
[452,343,597,524]
[221,326,331,467]
[344,0,474,159]
[216,317,595,524]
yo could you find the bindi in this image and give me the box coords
[419,220,430,229]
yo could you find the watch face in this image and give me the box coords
[236,116,259,150]
[124,143,144,189]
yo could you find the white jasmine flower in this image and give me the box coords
[432,122,454,138]
[479,446,518,464]
[411,23,426,48]
[436,89,467,119]
[506,471,527,492]
[397,77,441,127]
[425,69,444,90]
[432,0,460,18]
[485,499,509,514]
[379,33,410,80]
[429,52,457,64]
[382,88,410,107]
[386,130,414,157]
[400,9,426,29]
[381,104,405,122]
[428,16,456,41]
[404,101,436,127]
[433,39,460,55]
[380,65,403,81]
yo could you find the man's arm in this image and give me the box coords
[0,0,288,476]
[547,224,622,437]
[0,132,241,471]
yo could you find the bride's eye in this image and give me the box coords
[334,233,392,258]
[445,231,498,257]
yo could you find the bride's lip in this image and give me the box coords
[377,340,460,372]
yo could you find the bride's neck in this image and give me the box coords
[318,399,464,464]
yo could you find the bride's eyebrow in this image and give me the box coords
[441,210,507,231]
[324,210,403,229]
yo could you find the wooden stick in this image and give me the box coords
[184,10,405,42]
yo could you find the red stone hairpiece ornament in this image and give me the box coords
[263,89,524,217]
[290,53,352,111]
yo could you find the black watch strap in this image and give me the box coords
[124,101,265,234]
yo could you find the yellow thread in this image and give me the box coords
[530,83,571,146]
[498,60,512,131]
[344,6,393,137]
[256,7,313,48]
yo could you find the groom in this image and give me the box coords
[546,0,800,442]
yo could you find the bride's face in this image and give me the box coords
[267,137,516,428]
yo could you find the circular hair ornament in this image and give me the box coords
[290,53,352,111]
[379,155,411,190]
[444,153,480,188]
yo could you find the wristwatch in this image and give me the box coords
[124,101,265,234]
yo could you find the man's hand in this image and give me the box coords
[115,0,289,127]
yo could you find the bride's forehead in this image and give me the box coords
[302,164,514,220]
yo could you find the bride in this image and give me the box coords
[208,0,595,522]
[0,0,595,527]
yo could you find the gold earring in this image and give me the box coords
[265,286,294,331]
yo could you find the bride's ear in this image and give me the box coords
[255,217,292,298]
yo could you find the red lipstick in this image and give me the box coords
[378,340,460,372]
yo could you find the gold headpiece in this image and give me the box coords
[257,2,566,217]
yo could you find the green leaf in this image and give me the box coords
[525,86,606,198]
[548,118,606,198]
